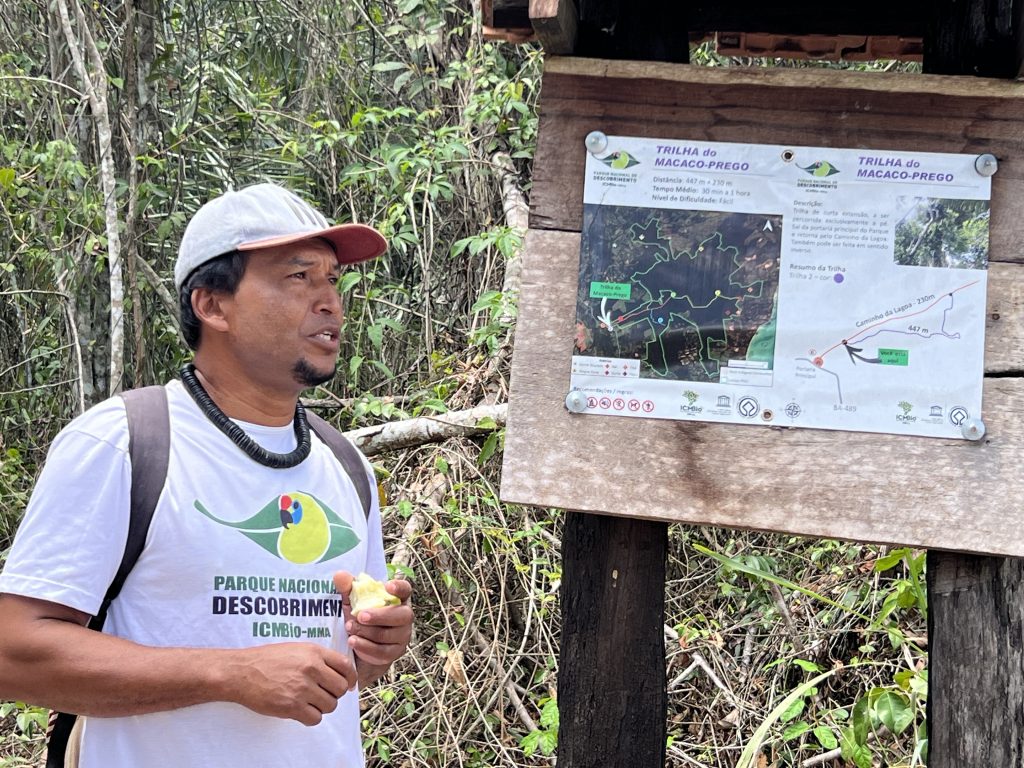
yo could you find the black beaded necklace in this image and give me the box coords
[180,363,311,469]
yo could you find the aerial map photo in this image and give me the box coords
[574,204,782,383]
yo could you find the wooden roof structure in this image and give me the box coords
[483,0,1022,74]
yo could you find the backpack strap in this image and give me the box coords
[91,386,172,629]
[306,410,372,520]
[47,386,171,768]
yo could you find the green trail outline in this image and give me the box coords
[593,216,770,379]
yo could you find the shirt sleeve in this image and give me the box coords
[0,402,131,616]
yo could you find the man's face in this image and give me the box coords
[218,239,344,393]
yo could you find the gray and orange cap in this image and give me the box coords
[174,182,387,291]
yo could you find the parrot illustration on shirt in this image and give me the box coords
[195,491,359,565]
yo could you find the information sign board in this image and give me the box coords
[571,137,991,439]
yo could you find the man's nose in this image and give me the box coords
[316,282,343,315]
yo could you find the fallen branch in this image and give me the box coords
[344,403,506,456]
[391,470,447,571]
[801,747,842,766]
[473,629,538,733]
[668,651,737,705]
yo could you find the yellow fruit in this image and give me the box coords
[350,573,400,613]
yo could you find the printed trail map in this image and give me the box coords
[576,207,781,383]
[570,137,990,439]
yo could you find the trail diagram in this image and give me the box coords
[804,280,980,405]
[569,136,990,440]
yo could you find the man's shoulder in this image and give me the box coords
[56,382,175,454]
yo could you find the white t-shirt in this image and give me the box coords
[1,380,386,768]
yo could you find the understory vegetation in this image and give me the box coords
[1,2,926,765]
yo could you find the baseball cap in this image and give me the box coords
[174,182,387,290]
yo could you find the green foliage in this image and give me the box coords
[520,698,559,756]
[0,0,541,540]
[840,673,927,767]
[1,3,547,765]
[0,701,47,766]
[0,449,31,561]
[873,547,928,627]
[692,537,929,766]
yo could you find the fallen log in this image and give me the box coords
[343,403,507,456]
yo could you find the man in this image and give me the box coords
[0,183,413,767]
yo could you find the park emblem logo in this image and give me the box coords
[799,160,840,177]
[597,150,640,170]
[194,492,359,564]
[680,389,703,415]
[896,400,917,424]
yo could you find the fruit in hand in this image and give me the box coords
[350,573,400,613]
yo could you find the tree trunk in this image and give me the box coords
[55,0,126,396]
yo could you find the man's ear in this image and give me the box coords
[191,287,231,335]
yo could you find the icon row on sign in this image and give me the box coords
[587,396,655,413]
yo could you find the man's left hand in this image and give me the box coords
[332,571,413,685]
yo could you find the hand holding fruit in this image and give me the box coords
[333,571,413,681]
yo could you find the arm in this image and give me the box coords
[332,572,414,687]
[0,593,357,725]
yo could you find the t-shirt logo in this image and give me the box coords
[194,491,360,564]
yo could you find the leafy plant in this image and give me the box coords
[520,698,559,757]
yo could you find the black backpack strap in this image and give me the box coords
[306,410,372,520]
[93,386,171,628]
[45,713,75,768]
[47,386,170,768]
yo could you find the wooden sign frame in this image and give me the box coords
[500,58,1024,557]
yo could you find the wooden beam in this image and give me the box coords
[715,32,923,62]
[686,0,926,36]
[924,8,1024,764]
[529,0,578,55]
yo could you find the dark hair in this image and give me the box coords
[178,250,249,350]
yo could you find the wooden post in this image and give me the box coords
[529,0,579,55]
[552,6,686,765]
[558,513,668,766]
[925,1,1024,764]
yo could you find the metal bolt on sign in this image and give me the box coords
[961,417,986,441]
[975,154,998,176]
[565,391,587,413]
[585,131,609,156]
